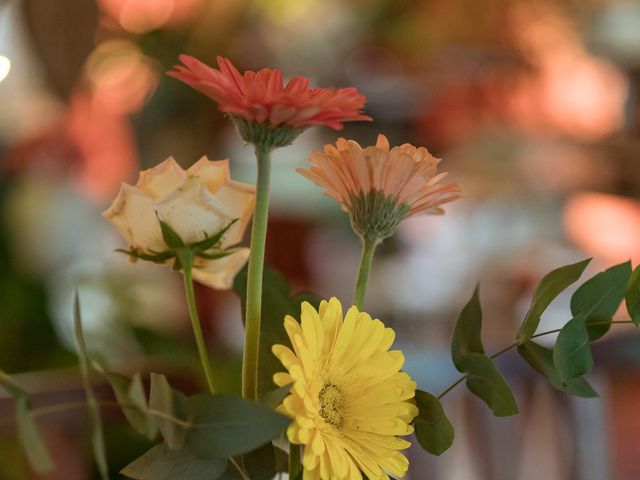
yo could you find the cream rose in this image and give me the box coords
[103,156,255,289]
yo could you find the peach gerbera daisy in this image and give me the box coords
[166,55,371,143]
[273,297,418,480]
[298,134,461,240]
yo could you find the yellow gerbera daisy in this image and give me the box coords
[272,297,418,480]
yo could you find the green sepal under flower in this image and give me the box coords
[347,190,410,241]
[117,218,238,271]
[231,117,306,151]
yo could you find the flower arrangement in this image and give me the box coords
[1,55,639,480]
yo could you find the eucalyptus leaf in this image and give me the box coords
[517,341,598,397]
[100,369,157,439]
[625,265,640,327]
[553,315,593,382]
[121,443,226,480]
[185,394,290,458]
[74,292,109,480]
[233,265,321,395]
[570,261,631,340]
[0,370,55,474]
[459,353,519,417]
[517,259,590,344]
[414,390,454,455]
[451,286,484,372]
[258,384,291,409]
[149,373,188,450]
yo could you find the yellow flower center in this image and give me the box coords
[318,383,344,428]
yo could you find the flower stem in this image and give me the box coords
[242,146,272,400]
[289,444,301,479]
[179,249,216,394]
[353,236,378,310]
[436,319,635,400]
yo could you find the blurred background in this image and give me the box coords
[1,0,640,478]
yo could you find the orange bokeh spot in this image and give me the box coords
[564,192,640,263]
[98,0,202,33]
[84,40,158,115]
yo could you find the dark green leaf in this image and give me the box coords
[74,292,109,480]
[258,384,291,409]
[553,315,593,382]
[233,265,321,396]
[517,259,591,344]
[625,265,640,327]
[570,261,631,340]
[185,394,291,458]
[0,370,54,474]
[451,286,484,372]
[414,390,454,455]
[121,443,226,480]
[518,341,598,397]
[149,373,188,450]
[219,443,278,480]
[158,218,185,248]
[459,353,519,416]
[99,368,157,439]
[273,446,289,473]
[191,219,238,251]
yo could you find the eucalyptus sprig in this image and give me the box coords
[414,259,639,457]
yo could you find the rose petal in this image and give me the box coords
[191,248,250,289]
[102,183,165,251]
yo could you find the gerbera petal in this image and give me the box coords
[167,56,369,130]
[298,135,461,240]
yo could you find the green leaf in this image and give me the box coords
[158,218,185,249]
[196,250,233,260]
[0,370,55,474]
[184,394,291,458]
[149,373,188,450]
[451,286,484,372]
[459,353,519,416]
[625,265,640,327]
[517,259,591,344]
[74,292,109,480]
[570,261,632,340]
[553,315,593,382]
[121,443,226,480]
[233,265,321,396]
[258,384,291,409]
[116,248,176,263]
[98,368,157,439]
[414,390,454,455]
[518,341,598,397]
[191,219,238,251]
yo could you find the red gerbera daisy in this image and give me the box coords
[167,55,371,131]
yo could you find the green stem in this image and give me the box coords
[242,147,272,400]
[436,319,635,400]
[289,443,300,479]
[353,236,378,310]
[180,250,216,394]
